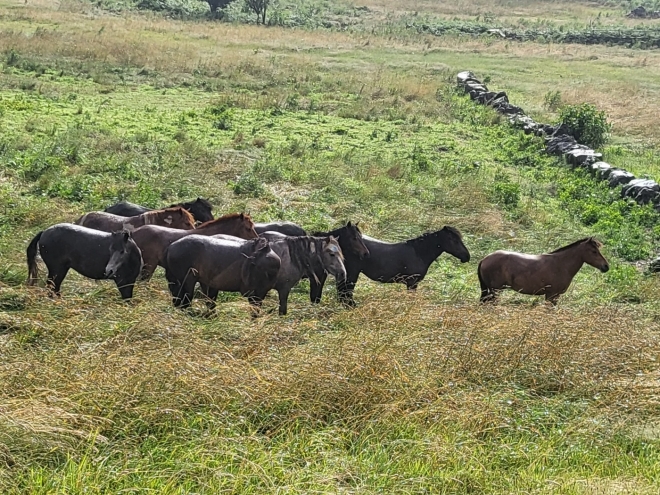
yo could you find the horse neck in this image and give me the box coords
[141,211,156,225]
[196,219,236,235]
[288,237,321,277]
[411,232,445,265]
[548,246,586,276]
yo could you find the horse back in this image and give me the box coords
[105,201,151,217]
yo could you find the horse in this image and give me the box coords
[478,237,609,305]
[75,207,195,233]
[165,236,280,315]
[131,213,258,280]
[309,221,370,304]
[255,221,306,236]
[323,226,470,307]
[104,198,214,224]
[26,224,143,299]
[248,232,346,315]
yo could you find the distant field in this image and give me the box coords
[1,0,660,492]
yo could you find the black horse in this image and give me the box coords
[255,221,306,236]
[311,226,470,306]
[26,224,143,299]
[105,197,214,224]
[310,221,370,303]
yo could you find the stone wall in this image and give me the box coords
[456,71,660,270]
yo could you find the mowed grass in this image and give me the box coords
[1,0,660,492]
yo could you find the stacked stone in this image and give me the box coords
[456,71,660,270]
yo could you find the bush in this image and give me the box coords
[558,103,611,149]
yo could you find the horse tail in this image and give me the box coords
[26,231,43,286]
[477,260,491,303]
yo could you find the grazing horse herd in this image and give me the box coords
[25,198,611,314]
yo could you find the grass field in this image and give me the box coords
[2,0,660,492]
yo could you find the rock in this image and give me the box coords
[622,179,660,204]
[457,71,477,85]
[564,148,602,167]
[589,161,612,178]
[546,135,583,155]
[607,169,635,187]
[648,256,660,273]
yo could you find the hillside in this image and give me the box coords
[1,0,660,492]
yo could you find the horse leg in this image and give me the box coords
[115,279,135,300]
[338,271,359,307]
[46,267,69,297]
[278,288,291,316]
[406,276,421,291]
[138,261,157,281]
[247,295,264,318]
[480,287,497,304]
[309,272,328,304]
[200,284,219,310]
[545,293,560,306]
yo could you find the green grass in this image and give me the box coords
[2,0,660,492]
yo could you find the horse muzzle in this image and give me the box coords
[600,264,610,273]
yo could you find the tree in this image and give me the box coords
[244,0,269,24]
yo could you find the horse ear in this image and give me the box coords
[346,220,352,227]
[240,213,245,219]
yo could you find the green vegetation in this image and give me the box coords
[558,102,612,149]
[1,0,660,492]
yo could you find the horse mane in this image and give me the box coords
[312,222,361,238]
[194,197,213,209]
[197,212,252,229]
[406,226,462,246]
[550,237,601,254]
[272,236,326,273]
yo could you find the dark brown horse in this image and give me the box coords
[478,237,609,305]
[76,207,196,233]
[247,232,346,315]
[131,213,258,279]
[26,224,143,299]
[255,221,306,236]
[105,198,214,224]
[310,221,370,303]
[311,226,470,307]
[165,236,281,315]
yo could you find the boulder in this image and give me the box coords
[564,148,602,168]
[622,179,660,204]
[607,169,635,187]
[648,256,660,273]
[589,161,612,178]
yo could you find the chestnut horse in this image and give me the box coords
[478,237,609,305]
[76,207,195,233]
[131,212,258,279]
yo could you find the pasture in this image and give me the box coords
[1,0,660,492]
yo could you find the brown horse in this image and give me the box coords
[131,212,258,279]
[478,237,609,305]
[76,207,196,233]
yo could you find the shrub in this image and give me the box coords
[558,103,611,149]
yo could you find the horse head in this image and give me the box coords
[344,221,370,259]
[582,237,609,273]
[320,236,347,281]
[440,226,470,263]
[105,230,143,280]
